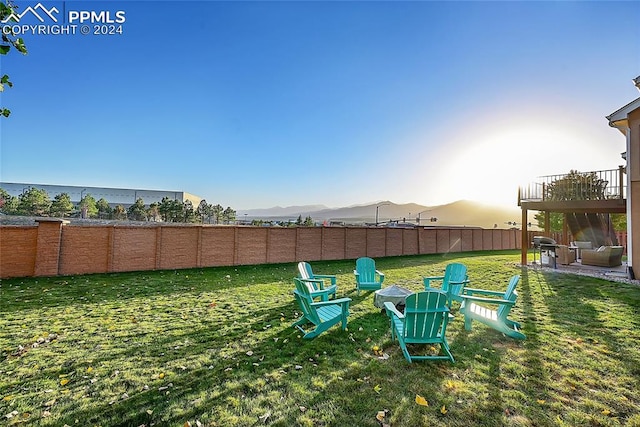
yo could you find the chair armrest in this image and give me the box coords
[423,275,444,288]
[314,274,337,286]
[463,287,504,297]
[383,301,404,319]
[298,277,326,290]
[376,271,385,283]
[312,297,351,308]
[459,294,514,306]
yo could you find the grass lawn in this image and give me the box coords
[1,251,639,426]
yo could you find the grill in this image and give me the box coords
[532,236,558,268]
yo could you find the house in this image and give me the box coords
[606,75,640,279]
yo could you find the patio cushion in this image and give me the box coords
[581,246,623,267]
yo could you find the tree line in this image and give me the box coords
[0,187,237,224]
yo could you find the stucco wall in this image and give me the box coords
[629,108,640,275]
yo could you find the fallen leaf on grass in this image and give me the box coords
[537,399,546,405]
[374,384,382,394]
[602,409,611,416]
[415,395,428,406]
[440,405,448,415]
[259,412,271,423]
[60,378,70,386]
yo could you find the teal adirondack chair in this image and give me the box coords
[423,262,469,306]
[354,257,384,295]
[292,278,351,339]
[384,290,454,363]
[297,261,337,301]
[459,275,526,340]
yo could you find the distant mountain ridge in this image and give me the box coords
[238,200,539,230]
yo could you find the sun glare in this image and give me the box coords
[426,125,597,207]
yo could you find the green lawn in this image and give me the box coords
[1,251,639,426]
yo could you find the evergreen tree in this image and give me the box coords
[147,203,160,222]
[127,198,147,221]
[211,204,223,224]
[222,207,236,224]
[50,193,74,217]
[96,198,112,219]
[78,194,98,218]
[197,200,213,223]
[113,205,127,220]
[0,188,18,214]
[18,188,51,216]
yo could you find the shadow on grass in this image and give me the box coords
[536,269,640,373]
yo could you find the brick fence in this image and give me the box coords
[0,219,524,278]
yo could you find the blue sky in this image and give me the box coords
[1,1,638,210]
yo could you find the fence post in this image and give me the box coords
[34,219,69,277]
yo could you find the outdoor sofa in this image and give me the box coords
[580,246,624,267]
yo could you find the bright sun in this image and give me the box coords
[428,125,594,207]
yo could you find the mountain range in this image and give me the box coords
[237,200,540,229]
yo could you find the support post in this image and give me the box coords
[521,208,528,266]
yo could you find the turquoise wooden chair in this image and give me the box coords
[354,257,384,295]
[459,275,526,340]
[384,290,454,363]
[292,278,351,339]
[423,262,469,306]
[297,261,337,301]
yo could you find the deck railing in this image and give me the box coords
[518,167,626,203]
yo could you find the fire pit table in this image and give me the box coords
[373,285,414,311]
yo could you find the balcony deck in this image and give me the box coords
[517,167,628,267]
[518,167,626,213]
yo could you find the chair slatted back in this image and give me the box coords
[442,263,467,295]
[298,262,313,280]
[293,278,320,324]
[496,275,520,320]
[355,257,377,282]
[403,290,449,342]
